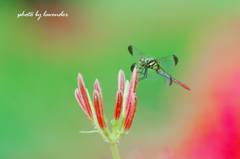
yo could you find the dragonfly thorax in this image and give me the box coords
[139,58,160,71]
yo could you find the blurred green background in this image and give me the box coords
[1,1,240,159]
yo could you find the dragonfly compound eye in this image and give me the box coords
[138,58,145,67]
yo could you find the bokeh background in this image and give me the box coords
[1,0,240,158]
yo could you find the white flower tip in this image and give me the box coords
[75,89,79,99]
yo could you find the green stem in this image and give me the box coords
[110,144,120,159]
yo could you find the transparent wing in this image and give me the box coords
[158,68,190,90]
[163,76,173,86]
[145,69,161,81]
[157,68,173,86]
[130,63,141,72]
[156,55,178,69]
[128,45,151,61]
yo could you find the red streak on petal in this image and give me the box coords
[125,72,134,112]
[113,90,123,120]
[125,67,139,112]
[125,90,132,113]
[75,89,93,124]
[94,79,103,96]
[133,67,139,93]
[75,89,86,112]
[124,93,137,131]
[93,90,106,130]
[118,70,125,93]
[78,73,93,119]
[94,79,104,117]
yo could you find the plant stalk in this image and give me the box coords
[110,143,120,159]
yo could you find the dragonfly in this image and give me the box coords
[128,45,190,90]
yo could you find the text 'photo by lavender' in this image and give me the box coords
[17,11,68,20]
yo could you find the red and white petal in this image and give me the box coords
[94,79,104,117]
[93,90,107,130]
[125,67,139,113]
[113,90,123,120]
[78,73,93,120]
[118,70,125,93]
[124,93,137,131]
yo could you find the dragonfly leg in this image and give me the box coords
[138,67,144,73]
[138,68,148,81]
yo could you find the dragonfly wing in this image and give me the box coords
[156,55,178,69]
[145,69,161,81]
[157,69,173,86]
[130,62,142,72]
[163,76,173,86]
[128,45,151,61]
[158,68,190,90]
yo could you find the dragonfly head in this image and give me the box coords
[139,58,147,67]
